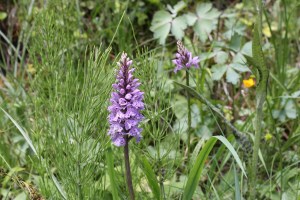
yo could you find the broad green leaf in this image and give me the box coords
[106,147,119,200]
[199,52,217,62]
[213,136,247,177]
[196,125,212,140]
[183,137,218,200]
[230,63,250,73]
[14,192,27,200]
[171,16,188,40]
[151,2,188,44]
[171,95,188,119]
[154,24,171,45]
[241,41,252,56]
[292,90,300,98]
[190,104,201,128]
[214,51,228,64]
[272,109,286,122]
[193,3,220,42]
[226,67,240,84]
[150,11,172,44]
[167,1,186,15]
[173,104,201,137]
[272,99,297,121]
[229,33,242,52]
[224,18,246,39]
[196,3,214,14]
[232,52,246,64]
[171,95,201,134]
[185,12,197,26]
[284,100,297,119]
[211,64,227,80]
[140,157,160,200]
[211,62,250,85]
[0,12,7,20]
[150,11,172,30]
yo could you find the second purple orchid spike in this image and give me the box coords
[172,41,200,73]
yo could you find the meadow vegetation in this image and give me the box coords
[0,0,299,199]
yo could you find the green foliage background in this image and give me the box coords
[0,0,299,199]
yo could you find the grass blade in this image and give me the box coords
[183,137,217,200]
[106,147,119,200]
[213,136,247,178]
[234,165,241,200]
[0,107,38,156]
[140,156,161,200]
[51,173,67,200]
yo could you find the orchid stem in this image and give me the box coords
[124,137,135,200]
[186,69,192,164]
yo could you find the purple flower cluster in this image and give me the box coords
[172,41,200,73]
[108,53,144,147]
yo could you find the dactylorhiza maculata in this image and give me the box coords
[172,41,200,73]
[108,53,144,147]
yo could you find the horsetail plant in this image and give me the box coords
[108,52,144,200]
[173,41,199,163]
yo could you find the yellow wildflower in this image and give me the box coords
[262,23,278,38]
[243,78,255,88]
[240,18,253,26]
[27,64,36,74]
[262,26,271,37]
[264,133,273,141]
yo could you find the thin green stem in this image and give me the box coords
[186,69,192,164]
[156,140,166,199]
[250,97,265,199]
[124,137,135,200]
[250,0,268,199]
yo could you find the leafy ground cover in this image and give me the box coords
[0,0,299,199]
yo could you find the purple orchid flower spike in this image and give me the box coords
[172,40,200,73]
[108,52,144,147]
